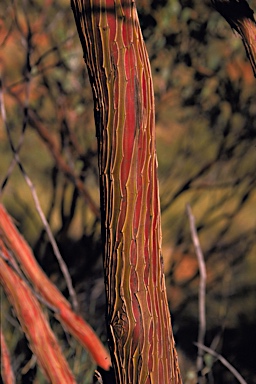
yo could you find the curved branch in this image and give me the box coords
[211,0,256,76]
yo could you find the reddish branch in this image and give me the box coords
[0,240,76,384]
[0,204,111,371]
[212,0,256,76]
[0,330,15,384]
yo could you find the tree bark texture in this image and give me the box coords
[71,1,181,383]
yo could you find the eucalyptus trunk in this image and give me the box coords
[71,1,181,382]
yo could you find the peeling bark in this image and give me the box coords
[71,1,181,383]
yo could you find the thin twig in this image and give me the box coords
[0,36,30,195]
[186,203,207,381]
[28,109,100,218]
[194,342,247,384]
[0,86,100,218]
[1,0,31,193]
[5,35,76,91]
[94,370,103,384]
[0,80,79,312]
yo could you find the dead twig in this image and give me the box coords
[0,80,79,312]
[28,109,100,219]
[195,342,247,384]
[186,203,207,382]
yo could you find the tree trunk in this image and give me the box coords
[71,1,181,382]
[211,0,256,76]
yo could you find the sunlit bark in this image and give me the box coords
[71,1,181,382]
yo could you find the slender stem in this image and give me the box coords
[0,81,79,313]
[186,203,207,381]
[195,342,247,384]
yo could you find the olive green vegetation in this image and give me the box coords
[1,0,256,383]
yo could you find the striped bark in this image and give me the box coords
[71,1,181,383]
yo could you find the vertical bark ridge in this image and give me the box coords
[71,1,182,382]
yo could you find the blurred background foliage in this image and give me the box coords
[0,0,256,382]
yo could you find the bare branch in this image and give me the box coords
[211,0,256,76]
[0,249,59,314]
[195,342,247,384]
[186,203,207,381]
[0,80,79,312]
[28,109,100,219]
[94,370,103,384]
[0,329,15,384]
